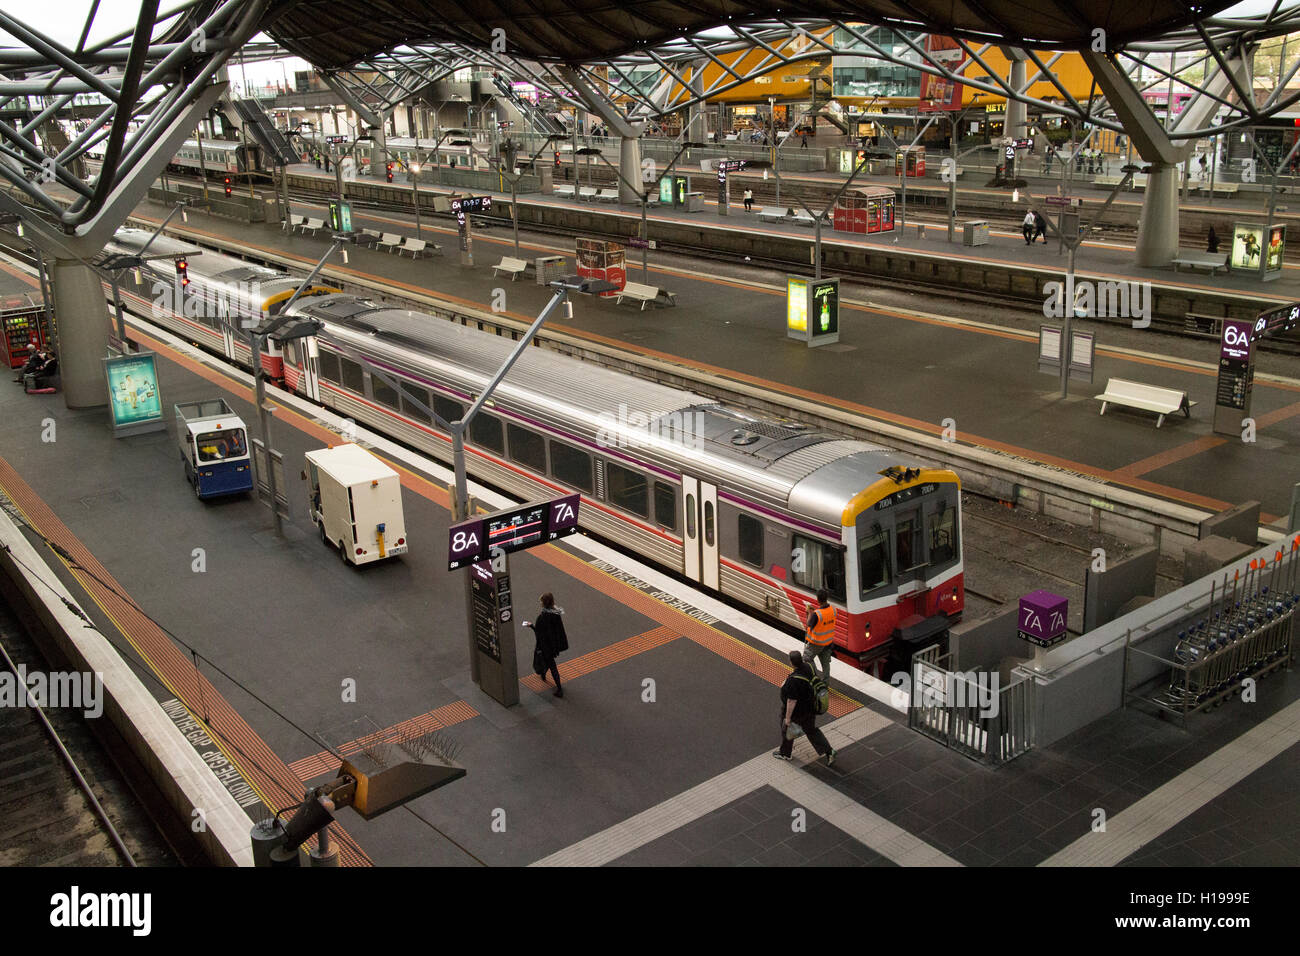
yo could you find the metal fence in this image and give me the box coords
[908,644,1035,765]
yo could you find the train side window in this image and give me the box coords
[737,514,764,567]
[929,504,958,565]
[469,414,504,454]
[792,534,846,602]
[704,500,715,547]
[685,494,696,538]
[654,481,677,532]
[338,356,364,393]
[399,381,431,424]
[550,442,592,493]
[859,530,892,595]
[283,340,298,366]
[370,374,399,410]
[506,424,547,473]
[317,351,341,383]
[605,462,649,518]
[432,395,462,427]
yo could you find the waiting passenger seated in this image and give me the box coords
[22,346,58,392]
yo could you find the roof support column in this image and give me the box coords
[49,259,109,408]
[688,59,707,143]
[1003,49,1029,143]
[555,65,645,203]
[1081,47,1248,267]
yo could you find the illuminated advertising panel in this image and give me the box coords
[1230,222,1264,270]
[104,352,165,435]
[786,277,808,334]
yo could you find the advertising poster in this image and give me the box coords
[786,278,808,333]
[812,279,839,336]
[918,35,967,112]
[1266,224,1286,276]
[105,352,164,433]
[1230,222,1264,270]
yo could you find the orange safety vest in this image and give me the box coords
[806,605,836,646]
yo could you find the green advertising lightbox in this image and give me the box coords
[104,352,166,436]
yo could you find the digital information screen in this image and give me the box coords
[470,562,501,662]
[1252,301,1299,342]
[448,493,582,570]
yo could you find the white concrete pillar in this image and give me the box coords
[618,136,642,202]
[50,259,110,409]
[1136,163,1181,266]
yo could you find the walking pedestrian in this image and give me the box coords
[743,187,753,211]
[1033,210,1048,244]
[1207,225,1220,254]
[802,589,836,680]
[1022,210,1036,245]
[523,592,568,698]
[773,650,835,764]
[800,132,808,148]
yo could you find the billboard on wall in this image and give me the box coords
[918,35,967,112]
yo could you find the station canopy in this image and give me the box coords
[263,0,1242,67]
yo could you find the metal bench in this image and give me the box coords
[615,281,677,310]
[493,256,529,280]
[554,184,576,198]
[1095,377,1197,428]
[1171,251,1228,275]
[398,237,438,258]
[756,208,788,224]
[595,188,620,203]
[297,217,325,235]
[356,229,383,248]
[376,232,404,253]
[790,211,816,227]
[578,186,598,201]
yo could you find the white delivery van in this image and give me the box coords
[303,443,408,565]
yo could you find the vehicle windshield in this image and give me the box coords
[195,428,247,462]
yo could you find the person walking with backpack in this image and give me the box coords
[523,592,568,698]
[802,589,837,680]
[1033,210,1048,244]
[774,650,835,764]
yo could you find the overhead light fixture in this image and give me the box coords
[181,208,188,223]
[1012,188,1020,202]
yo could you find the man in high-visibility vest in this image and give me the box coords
[802,589,836,680]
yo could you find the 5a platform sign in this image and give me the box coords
[448,493,582,570]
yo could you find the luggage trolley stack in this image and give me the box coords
[1155,547,1298,717]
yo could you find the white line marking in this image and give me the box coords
[1040,697,1300,867]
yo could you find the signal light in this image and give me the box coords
[386,162,394,183]
[224,176,232,197]
[177,257,190,287]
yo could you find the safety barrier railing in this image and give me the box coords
[908,645,1034,765]
[1124,546,1297,724]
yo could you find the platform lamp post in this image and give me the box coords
[577,141,706,281]
[792,153,875,280]
[498,134,568,257]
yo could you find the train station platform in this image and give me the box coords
[0,258,1296,867]
[126,191,1300,524]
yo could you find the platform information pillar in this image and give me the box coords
[1213,319,1255,436]
[469,559,519,707]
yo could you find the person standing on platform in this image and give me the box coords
[1022,210,1036,245]
[1033,210,1048,244]
[524,592,568,698]
[743,188,754,211]
[802,589,837,680]
[774,650,835,764]
[1198,153,1208,180]
[1207,225,1220,254]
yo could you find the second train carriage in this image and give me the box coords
[106,232,965,674]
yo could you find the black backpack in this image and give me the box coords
[792,668,830,716]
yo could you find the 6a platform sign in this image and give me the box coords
[448,493,581,570]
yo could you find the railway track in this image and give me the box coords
[251,174,1300,357]
[0,589,182,866]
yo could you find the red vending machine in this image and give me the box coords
[1,293,47,369]
[575,238,627,298]
[832,187,897,236]
[894,146,926,177]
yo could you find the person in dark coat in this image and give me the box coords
[524,592,568,698]
[1033,210,1048,244]
[774,650,834,764]
[1207,225,1220,254]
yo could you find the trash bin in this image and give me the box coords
[684,191,705,213]
[535,255,567,285]
[962,220,990,246]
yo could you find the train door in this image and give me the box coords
[300,336,321,402]
[217,302,236,360]
[681,476,720,590]
[894,505,926,592]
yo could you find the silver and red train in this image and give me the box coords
[106,228,965,673]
